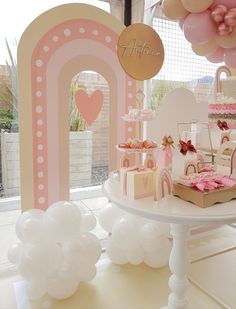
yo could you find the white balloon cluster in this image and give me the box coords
[99,203,171,268]
[8,201,101,300]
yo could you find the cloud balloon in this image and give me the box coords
[99,204,171,268]
[8,201,101,300]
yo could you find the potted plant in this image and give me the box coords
[0,39,20,196]
[0,43,93,196]
[69,75,93,188]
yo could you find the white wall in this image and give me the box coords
[146,87,208,144]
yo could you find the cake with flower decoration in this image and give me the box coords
[208,66,236,129]
[207,66,236,151]
[208,92,236,129]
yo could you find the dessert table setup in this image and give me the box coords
[103,79,236,307]
[103,60,236,307]
[103,175,236,309]
[6,0,236,308]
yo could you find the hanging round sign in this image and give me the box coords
[117,23,165,81]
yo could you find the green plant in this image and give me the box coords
[0,108,18,131]
[69,76,88,131]
[5,39,18,115]
[0,109,13,118]
[0,39,18,132]
[0,82,13,108]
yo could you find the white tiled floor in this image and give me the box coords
[1,197,236,308]
[81,196,109,210]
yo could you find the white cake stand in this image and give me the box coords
[103,179,236,309]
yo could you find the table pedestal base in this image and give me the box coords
[162,224,190,309]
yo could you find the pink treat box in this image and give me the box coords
[120,167,137,195]
[126,170,153,200]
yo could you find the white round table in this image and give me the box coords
[103,179,236,309]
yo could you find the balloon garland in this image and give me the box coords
[162,0,236,67]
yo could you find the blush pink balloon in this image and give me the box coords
[210,0,236,9]
[224,48,236,68]
[183,10,217,44]
[206,47,225,63]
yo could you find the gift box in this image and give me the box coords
[181,130,200,148]
[173,149,198,178]
[126,169,154,200]
[120,166,137,195]
[184,152,198,176]
[210,129,230,151]
[178,121,213,156]
[120,167,154,200]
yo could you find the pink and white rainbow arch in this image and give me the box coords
[18,4,139,211]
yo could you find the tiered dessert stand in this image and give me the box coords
[117,105,158,169]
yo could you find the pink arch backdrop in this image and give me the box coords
[18,4,138,211]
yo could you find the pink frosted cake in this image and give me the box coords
[208,66,236,129]
[208,93,236,129]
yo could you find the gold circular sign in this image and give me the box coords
[117,23,164,81]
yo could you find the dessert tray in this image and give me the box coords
[173,182,236,208]
[173,171,236,208]
[118,104,157,168]
[116,145,158,153]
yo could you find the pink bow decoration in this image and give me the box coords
[190,175,236,192]
[211,5,236,36]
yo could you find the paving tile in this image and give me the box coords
[91,221,108,241]
[0,210,20,226]
[81,196,109,210]
[72,200,90,213]
[190,249,236,309]
[189,225,236,262]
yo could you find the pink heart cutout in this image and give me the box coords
[75,89,103,126]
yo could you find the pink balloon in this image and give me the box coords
[224,48,236,68]
[206,47,225,63]
[183,10,217,44]
[210,0,236,9]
